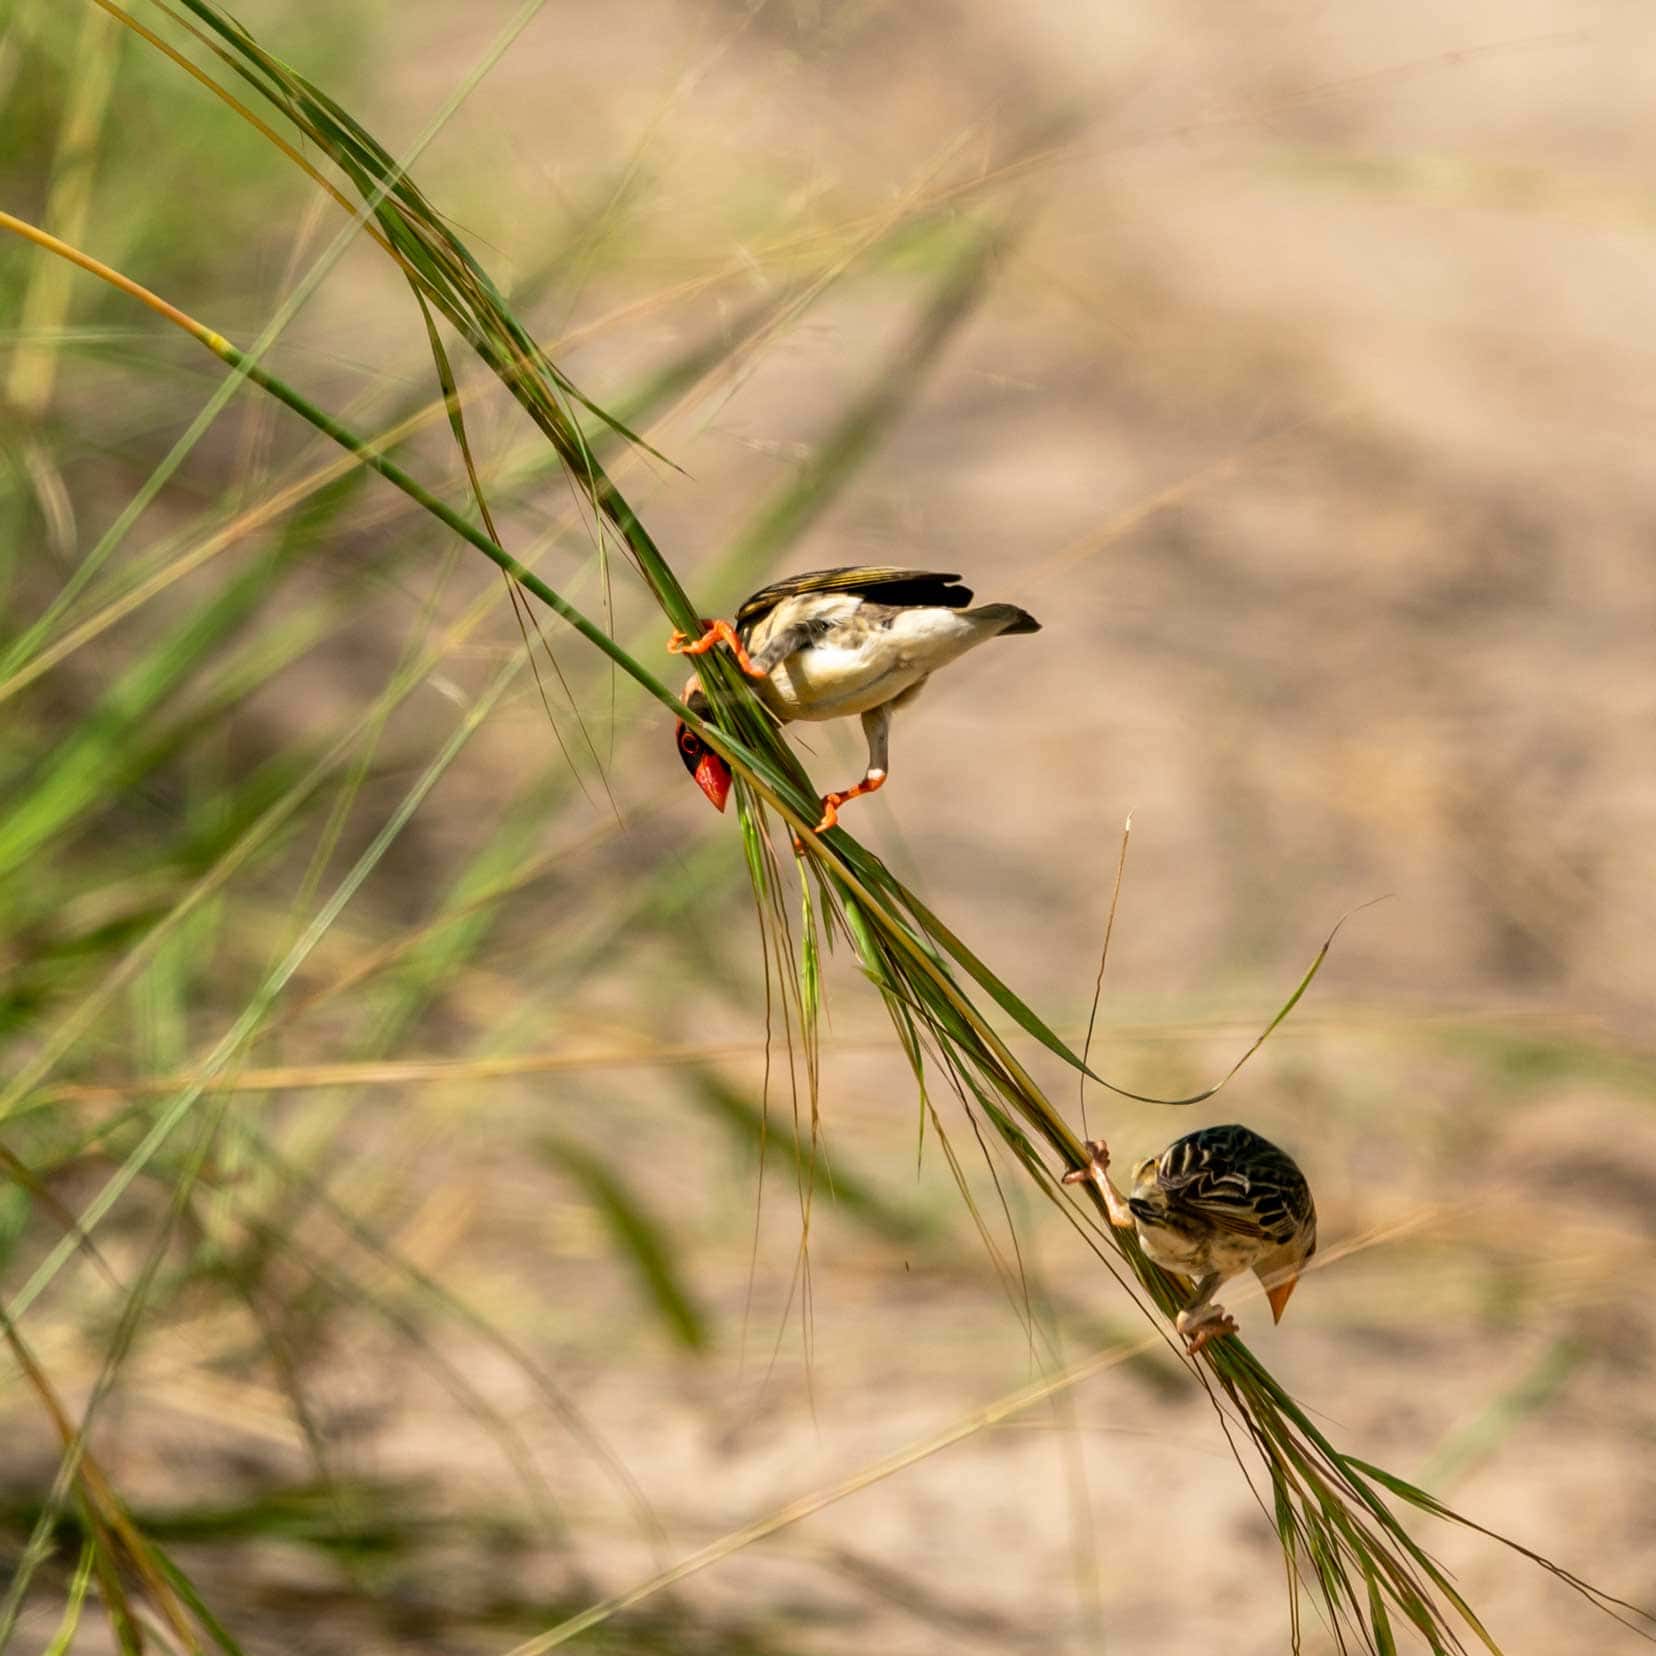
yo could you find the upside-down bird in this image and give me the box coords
[1063,1125,1317,1355]
[668,566,1040,831]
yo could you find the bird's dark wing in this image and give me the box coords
[1156,1125,1313,1246]
[735,566,973,627]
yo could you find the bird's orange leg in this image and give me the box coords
[666,618,768,680]
[1062,1140,1136,1230]
[813,768,886,834]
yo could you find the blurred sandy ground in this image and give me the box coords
[17,0,1656,1649]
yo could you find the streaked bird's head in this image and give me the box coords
[1123,1154,1179,1236]
[674,685,731,813]
[1126,1153,1168,1216]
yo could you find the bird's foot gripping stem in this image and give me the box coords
[666,619,767,680]
[812,769,886,834]
[1062,1139,1112,1190]
[1176,1305,1238,1357]
[1063,1140,1136,1231]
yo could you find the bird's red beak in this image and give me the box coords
[693,750,732,813]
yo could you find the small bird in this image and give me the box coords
[1063,1125,1317,1355]
[668,566,1040,831]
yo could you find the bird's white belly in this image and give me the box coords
[760,645,926,722]
[1138,1222,1265,1282]
[754,605,987,723]
[1136,1224,1209,1275]
[1209,1232,1267,1275]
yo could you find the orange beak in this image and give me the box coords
[1265,1272,1300,1324]
[693,750,732,813]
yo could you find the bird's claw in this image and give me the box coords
[811,771,886,835]
[793,795,849,849]
[1062,1139,1111,1186]
[1177,1308,1238,1357]
[666,619,767,679]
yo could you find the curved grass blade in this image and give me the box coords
[414,289,612,817]
[39,1539,95,1656]
[221,1121,662,1549]
[5,651,522,1313]
[1079,812,1133,1136]
[537,1135,709,1353]
[1347,1458,1656,1641]
[0,208,825,830]
[163,0,672,466]
[25,16,1648,1653]
[0,1145,116,1291]
[1,0,540,687]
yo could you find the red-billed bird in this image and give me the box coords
[1063,1126,1318,1355]
[669,566,1040,830]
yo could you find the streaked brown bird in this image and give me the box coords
[668,566,1040,830]
[1063,1124,1317,1355]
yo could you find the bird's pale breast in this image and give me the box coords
[761,643,924,722]
[747,596,992,723]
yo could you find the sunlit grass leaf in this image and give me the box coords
[1416,1336,1584,1493]
[4,6,1648,1654]
[0,1144,114,1288]
[0,535,307,880]
[1347,1456,1655,1641]
[148,1549,251,1656]
[686,1068,928,1247]
[1367,1562,1401,1656]
[0,1184,30,1278]
[713,219,1008,590]
[39,1539,95,1656]
[1273,1475,1304,1652]
[895,883,1100,1077]
[537,1134,709,1353]
[798,865,822,1044]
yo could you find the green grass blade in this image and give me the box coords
[39,1539,95,1656]
[537,1135,709,1352]
[14,14,1642,1656]
[1,0,540,687]
[687,1069,928,1246]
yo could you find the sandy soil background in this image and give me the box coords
[4,0,1655,1650]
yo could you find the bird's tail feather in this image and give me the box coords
[965,602,1041,635]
